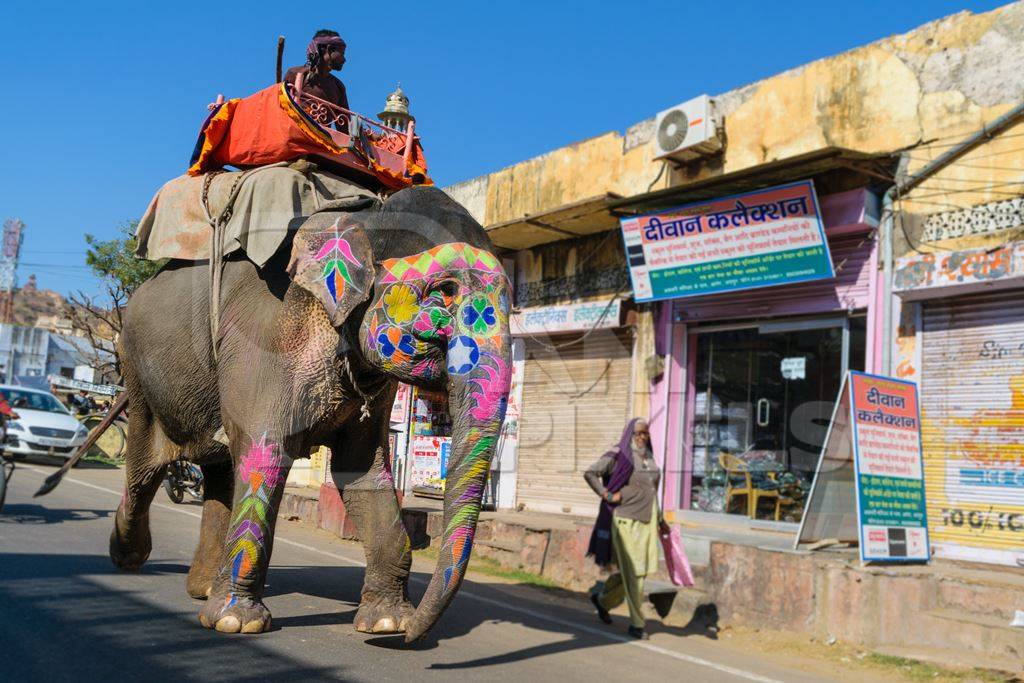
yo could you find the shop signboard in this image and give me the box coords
[797,371,930,563]
[619,180,834,302]
[780,357,806,380]
[390,383,412,425]
[48,374,122,396]
[510,299,621,336]
[410,435,450,489]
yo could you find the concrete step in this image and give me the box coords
[872,644,1023,677]
[919,608,1024,663]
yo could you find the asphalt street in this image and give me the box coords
[0,462,836,683]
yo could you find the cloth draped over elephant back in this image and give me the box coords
[586,418,641,567]
[135,164,374,266]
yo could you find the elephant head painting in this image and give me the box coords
[109,186,511,641]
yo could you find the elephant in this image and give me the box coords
[109,186,511,641]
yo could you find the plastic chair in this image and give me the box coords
[719,452,780,519]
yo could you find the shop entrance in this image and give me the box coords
[690,316,865,519]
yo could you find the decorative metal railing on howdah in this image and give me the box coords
[286,75,426,181]
[515,267,630,308]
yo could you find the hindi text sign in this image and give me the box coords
[620,181,834,302]
[850,372,930,562]
[796,371,930,563]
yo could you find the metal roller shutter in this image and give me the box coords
[921,290,1024,566]
[517,328,634,516]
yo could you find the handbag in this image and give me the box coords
[660,525,695,587]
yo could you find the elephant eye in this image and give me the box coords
[426,279,458,306]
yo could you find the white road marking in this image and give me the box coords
[23,465,781,683]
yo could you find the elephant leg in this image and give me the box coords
[186,456,233,599]
[199,431,294,634]
[332,392,414,634]
[109,399,172,571]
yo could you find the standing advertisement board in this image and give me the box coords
[797,371,930,563]
[850,372,929,561]
[410,436,449,489]
[619,180,834,302]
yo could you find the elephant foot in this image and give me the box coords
[199,593,272,634]
[186,563,219,600]
[109,517,151,571]
[354,594,415,634]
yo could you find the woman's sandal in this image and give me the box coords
[589,593,612,624]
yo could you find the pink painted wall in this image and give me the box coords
[648,302,671,489]
[650,304,691,511]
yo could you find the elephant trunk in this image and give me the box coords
[404,284,511,642]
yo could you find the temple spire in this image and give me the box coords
[378,83,413,132]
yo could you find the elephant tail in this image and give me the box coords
[34,393,129,497]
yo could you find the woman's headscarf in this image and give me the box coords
[586,417,644,567]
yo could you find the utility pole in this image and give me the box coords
[0,218,24,325]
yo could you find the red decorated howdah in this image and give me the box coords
[188,81,430,191]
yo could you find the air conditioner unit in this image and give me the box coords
[652,95,722,162]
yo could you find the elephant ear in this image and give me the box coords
[288,211,376,327]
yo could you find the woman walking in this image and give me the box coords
[584,417,668,639]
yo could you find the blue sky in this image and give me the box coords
[0,0,1007,297]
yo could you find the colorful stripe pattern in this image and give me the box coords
[379,243,502,283]
[221,434,282,612]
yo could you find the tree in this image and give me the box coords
[65,220,164,380]
[82,220,163,295]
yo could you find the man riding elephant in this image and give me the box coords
[285,29,350,131]
[108,186,511,640]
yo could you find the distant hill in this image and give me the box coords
[12,275,67,327]
[4,274,115,341]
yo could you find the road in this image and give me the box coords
[1,462,838,683]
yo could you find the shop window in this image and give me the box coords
[690,318,863,521]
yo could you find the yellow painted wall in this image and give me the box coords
[443,3,1024,236]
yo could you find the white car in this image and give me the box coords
[1,385,89,460]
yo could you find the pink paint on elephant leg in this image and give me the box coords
[220,433,284,612]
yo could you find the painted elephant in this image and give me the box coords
[110,186,511,641]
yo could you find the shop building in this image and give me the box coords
[507,236,637,516]
[435,3,1024,526]
[619,179,884,518]
[282,3,1024,572]
[606,4,1024,539]
[890,115,1024,567]
[445,176,659,515]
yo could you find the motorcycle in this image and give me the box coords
[163,460,204,503]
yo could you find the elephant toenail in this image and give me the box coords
[205,587,212,597]
[199,613,213,629]
[215,616,241,633]
[398,617,409,631]
[241,619,265,634]
[355,620,370,633]
[372,617,397,633]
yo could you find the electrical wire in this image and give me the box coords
[906,130,1024,152]
[905,145,1024,162]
